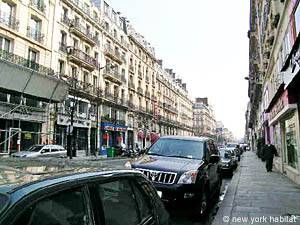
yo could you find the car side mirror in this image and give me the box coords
[41,150,45,154]
[209,154,220,163]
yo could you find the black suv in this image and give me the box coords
[0,166,171,225]
[131,136,221,216]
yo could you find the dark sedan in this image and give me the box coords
[0,166,171,225]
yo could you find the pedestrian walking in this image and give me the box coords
[262,141,278,172]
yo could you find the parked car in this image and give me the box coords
[219,148,234,176]
[11,144,67,158]
[0,167,171,225]
[226,149,238,169]
[129,136,222,218]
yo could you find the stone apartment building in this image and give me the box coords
[247,0,300,184]
[0,0,194,154]
[193,97,216,138]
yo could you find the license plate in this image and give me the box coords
[157,191,162,198]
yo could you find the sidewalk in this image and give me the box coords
[212,151,300,225]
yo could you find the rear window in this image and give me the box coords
[148,138,204,159]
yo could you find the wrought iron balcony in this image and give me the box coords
[104,91,114,101]
[30,0,46,13]
[27,27,44,44]
[104,44,123,64]
[0,49,54,76]
[103,69,123,84]
[67,47,98,71]
[0,12,19,31]
[69,21,98,45]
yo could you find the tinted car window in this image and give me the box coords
[97,180,139,225]
[131,181,153,222]
[148,138,204,159]
[12,188,91,225]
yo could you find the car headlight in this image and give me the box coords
[178,170,198,184]
[124,161,132,169]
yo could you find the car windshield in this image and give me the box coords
[148,138,204,159]
[27,145,43,152]
[219,149,230,159]
[226,144,237,148]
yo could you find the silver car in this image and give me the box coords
[11,145,67,158]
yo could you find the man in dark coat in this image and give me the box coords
[263,142,278,172]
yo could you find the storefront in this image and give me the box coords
[267,89,300,184]
[100,122,127,148]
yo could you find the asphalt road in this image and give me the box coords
[169,176,232,225]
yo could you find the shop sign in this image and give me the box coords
[115,127,127,132]
[103,125,114,131]
[269,97,285,122]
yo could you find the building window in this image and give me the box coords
[0,36,11,52]
[28,49,39,70]
[93,76,97,87]
[113,29,117,38]
[73,38,78,48]
[285,114,299,169]
[58,60,65,75]
[94,52,98,61]
[28,17,42,42]
[0,1,16,29]
[83,71,89,83]
[104,21,109,31]
[71,66,77,79]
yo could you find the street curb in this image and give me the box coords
[211,157,243,225]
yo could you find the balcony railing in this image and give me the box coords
[103,69,122,84]
[0,49,54,76]
[104,44,123,64]
[104,91,114,101]
[0,12,19,30]
[128,101,136,109]
[27,27,44,44]
[69,20,98,45]
[30,0,46,13]
[67,47,98,70]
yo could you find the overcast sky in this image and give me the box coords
[109,0,249,139]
